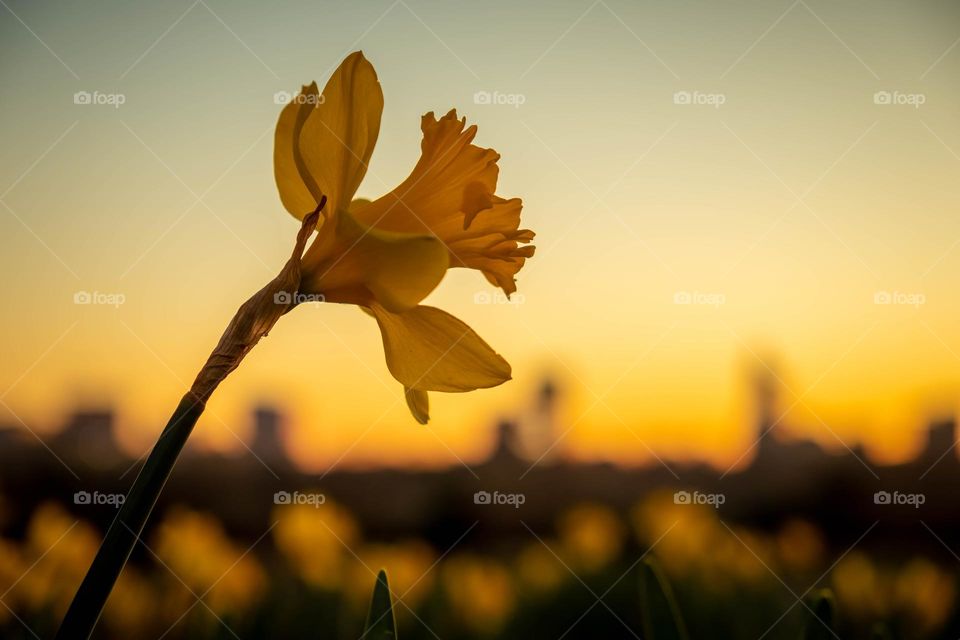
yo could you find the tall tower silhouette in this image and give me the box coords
[521,378,560,462]
[749,357,788,467]
[755,366,780,436]
[251,406,289,467]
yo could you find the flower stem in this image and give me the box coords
[56,202,323,640]
[55,392,205,639]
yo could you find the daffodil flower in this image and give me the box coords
[273,51,534,423]
[59,52,534,639]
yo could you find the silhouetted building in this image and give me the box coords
[522,378,560,463]
[745,359,844,477]
[251,406,290,468]
[53,410,123,469]
[6,375,960,550]
[489,420,523,466]
[920,418,956,466]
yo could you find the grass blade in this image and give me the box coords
[639,557,689,640]
[363,570,398,640]
[803,589,836,640]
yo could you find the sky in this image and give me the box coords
[1,0,960,473]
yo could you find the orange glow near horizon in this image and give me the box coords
[2,0,960,473]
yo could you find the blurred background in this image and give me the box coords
[2,0,960,637]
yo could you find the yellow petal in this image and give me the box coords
[301,210,449,313]
[273,82,324,218]
[448,196,535,296]
[404,387,430,424]
[299,51,383,218]
[367,303,512,392]
[351,110,533,295]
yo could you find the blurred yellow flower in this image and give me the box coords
[557,503,625,573]
[152,507,265,616]
[516,542,566,593]
[272,498,359,590]
[630,493,771,591]
[19,503,99,616]
[102,567,154,637]
[274,51,534,423]
[895,558,955,634]
[775,519,824,573]
[441,554,514,635]
[831,551,888,619]
[832,552,954,636]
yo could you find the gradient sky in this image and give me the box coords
[2,0,960,472]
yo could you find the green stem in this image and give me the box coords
[55,393,205,639]
[56,201,323,639]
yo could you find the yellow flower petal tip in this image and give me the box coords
[274,51,383,220]
[369,304,512,393]
[273,52,532,422]
[404,387,430,424]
